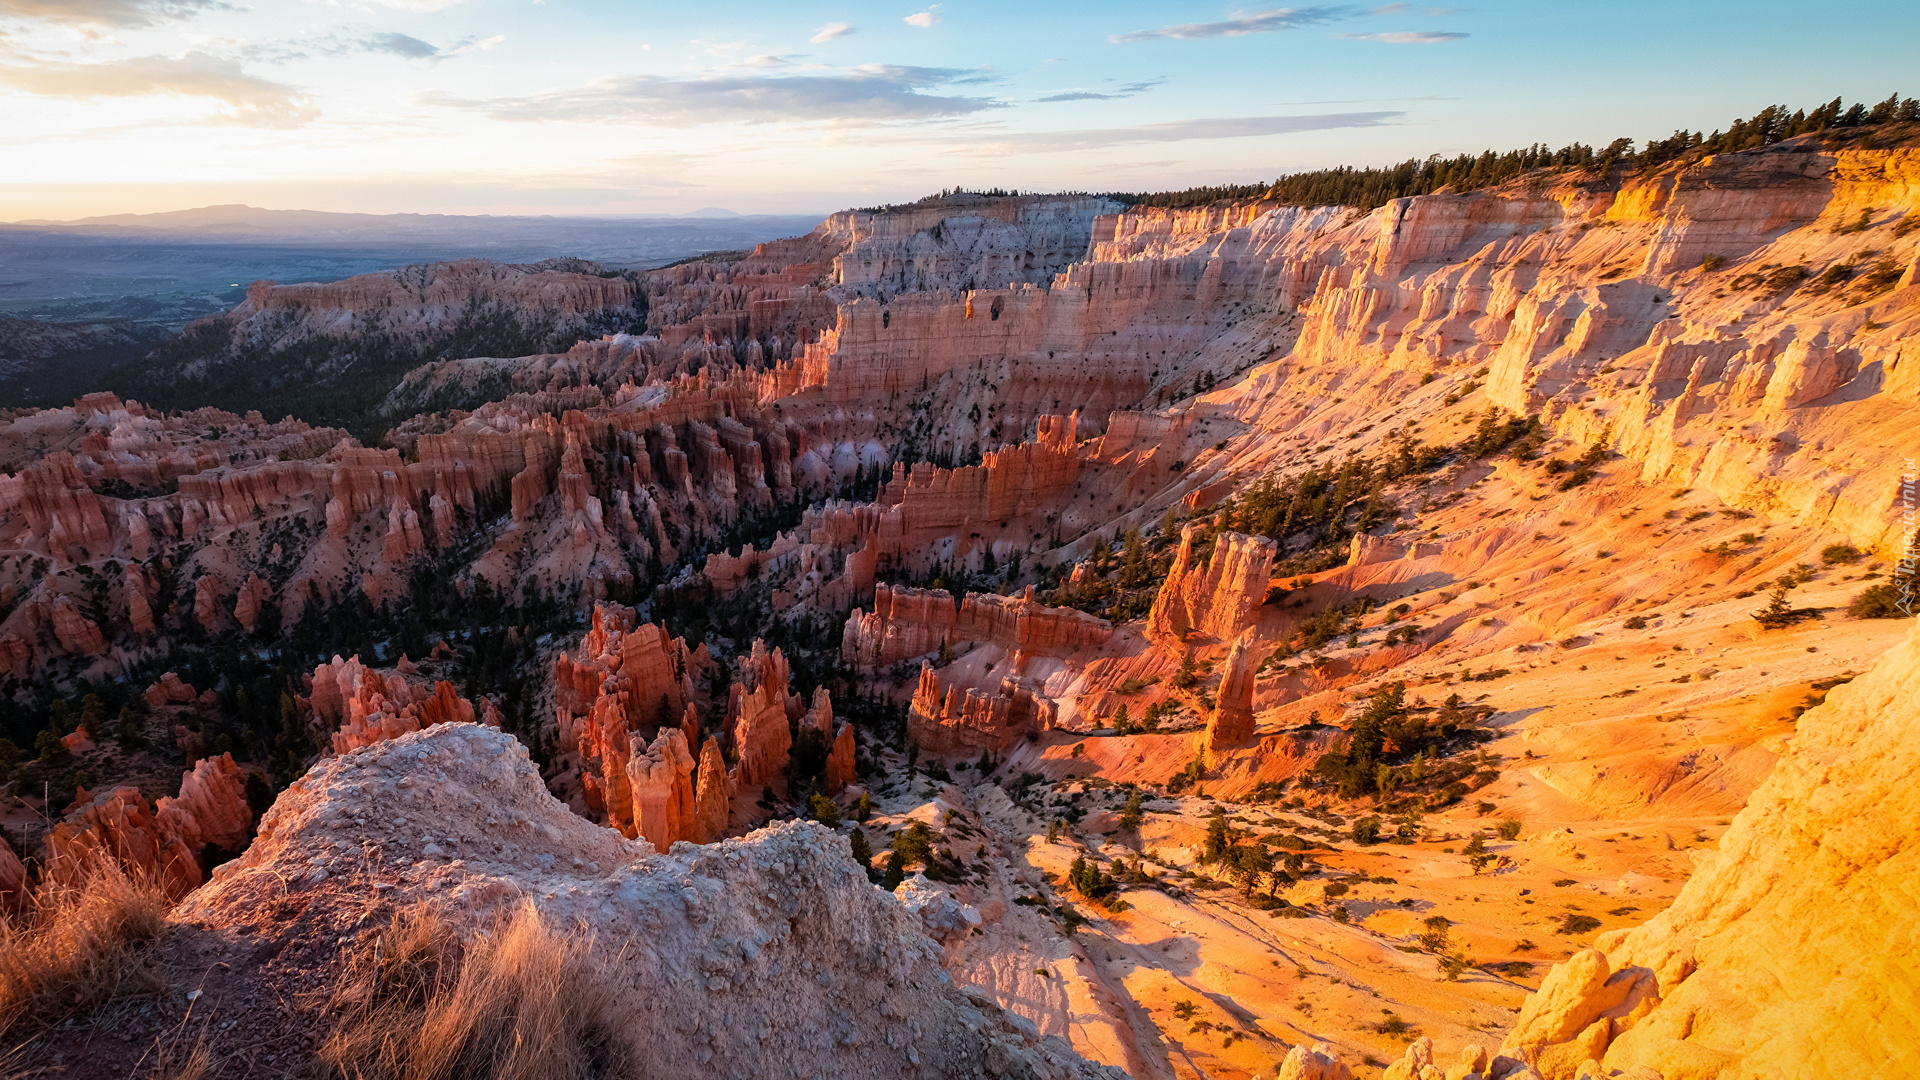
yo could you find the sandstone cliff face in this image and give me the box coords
[821,194,1125,300]
[1148,526,1277,643]
[176,724,1120,1080]
[124,259,646,418]
[843,584,1114,668]
[1501,621,1920,1080]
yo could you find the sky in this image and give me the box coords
[1,0,1915,220]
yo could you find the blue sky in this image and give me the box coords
[1,0,1915,219]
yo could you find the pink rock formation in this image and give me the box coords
[908,663,1057,757]
[144,671,198,709]
[625,726,697,854]
[126,573,155,636]
[824,723,856,796]
[44,753,253,899]
[796,686,856,796]
[693,734,730,842]
[727,640,795,788]
[48,595,105,655]
[1206,633,1258,757]
[203,259,639,363]
[553,603,698,754]
[306,655,495,755]
[549,604,712,832]
[193,576,225,631]
[1147,526,1276,643]
[233,573,272,633]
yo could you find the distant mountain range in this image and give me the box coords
[0,204,826,407]
[6,203,812,244]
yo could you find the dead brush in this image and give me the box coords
[0,856,171,1041]
[313,902,629,1080]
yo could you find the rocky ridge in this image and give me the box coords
[177,722,1123,1080]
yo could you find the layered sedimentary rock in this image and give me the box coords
[178,724,1121,1079]
[307,655,498,755]
[822,194,1124,299]
[44,753,253,898]
[842,584,1113,668]
[7,142,1920,688]
[1502,620,1920,1079]
[908,663,1058,757]
[124,259,644,410]
[824,723,856,795]
[705,413,1087,615]
[1148,526,1277,643]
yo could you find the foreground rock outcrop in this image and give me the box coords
[1502,621,1920,1079]
[177,723,1121,1079]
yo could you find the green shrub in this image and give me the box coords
[1848,583,1904,618]
[1556,913,1603,935]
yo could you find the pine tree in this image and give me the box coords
[1119,788,1144,832]
[1203,807,1230,864]
[850,827,872,870]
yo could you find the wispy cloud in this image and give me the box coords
[1034,80,1161,103]
[1111,6,1350,43]
[436,64,1002,126]
[903,9,938,28]
[1340,30,1466,42]
[0,50,317,126]
[0,0,226,28]
[240,30,505,65]
[810,22,855,42]
[946,111,1401,152]
[364,0,467,11]
[363,32,438,60]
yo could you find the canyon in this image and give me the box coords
[1,126,1918,1079]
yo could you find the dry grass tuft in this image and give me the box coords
[314,903,629,1080]
[0,857,170,1039]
